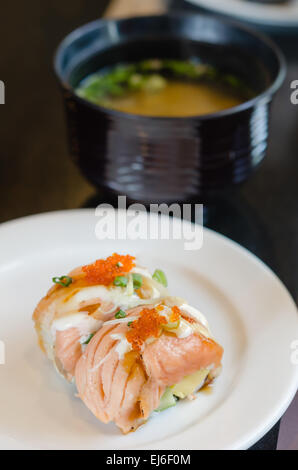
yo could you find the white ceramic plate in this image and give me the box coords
[187,0,298,28]
[0,209,297,450]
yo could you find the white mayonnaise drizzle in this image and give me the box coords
[104,316,138,326]
[51,265,163,343]
[89,332,132,371]
[175,318,194,338]
[110,333,132,359]
[55,285,144,315]
[179,303,210,329]
[52,313,102,337]
[156,303,211,339]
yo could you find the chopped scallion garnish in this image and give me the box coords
[52,275,73,287]
[83,333,94,345]
[115,309,126,319]
[113,275,128,287]
[132,273,143,289]
[152,269,168,287]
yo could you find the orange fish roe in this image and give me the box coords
[170,306,181,323]
[155,305,165,312]
[82,253,135,286]
[126,307,167,351]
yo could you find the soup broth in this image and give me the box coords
[101,81,243,117]
[76,59,252,117]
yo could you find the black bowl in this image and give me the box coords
[54,13,285,203]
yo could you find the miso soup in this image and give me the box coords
[76,59,253,117]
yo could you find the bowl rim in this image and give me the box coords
[53,12,286,122]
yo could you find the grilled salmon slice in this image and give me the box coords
[75,307,149,432]
[54,328,82,380]
[142,333,223,387]
[75,305,223,433]
[33,258,166,382]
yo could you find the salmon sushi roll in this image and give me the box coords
[33,253,169,382]
[75,298,223,433]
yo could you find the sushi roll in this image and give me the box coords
[75,298,223,433]
[33,253,168,382]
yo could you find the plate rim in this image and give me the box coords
[0,208,298,450]
[186,0,298,27]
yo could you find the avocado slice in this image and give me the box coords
[155,387,177,412]
[170,369,209,399]
[155,369,210,412]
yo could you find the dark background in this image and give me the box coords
[0,1,110,222]
[0,0,297,450]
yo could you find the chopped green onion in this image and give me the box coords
[113,275,128,287]
[76,59,250,109]
[128,73,143,90]
[52,275,73,287]
[83,333,94,345]
[143,74,167,93]
[127,321,133,327]
[152,269,168,287]
[115,309,126,319]
[132,273,143,289]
